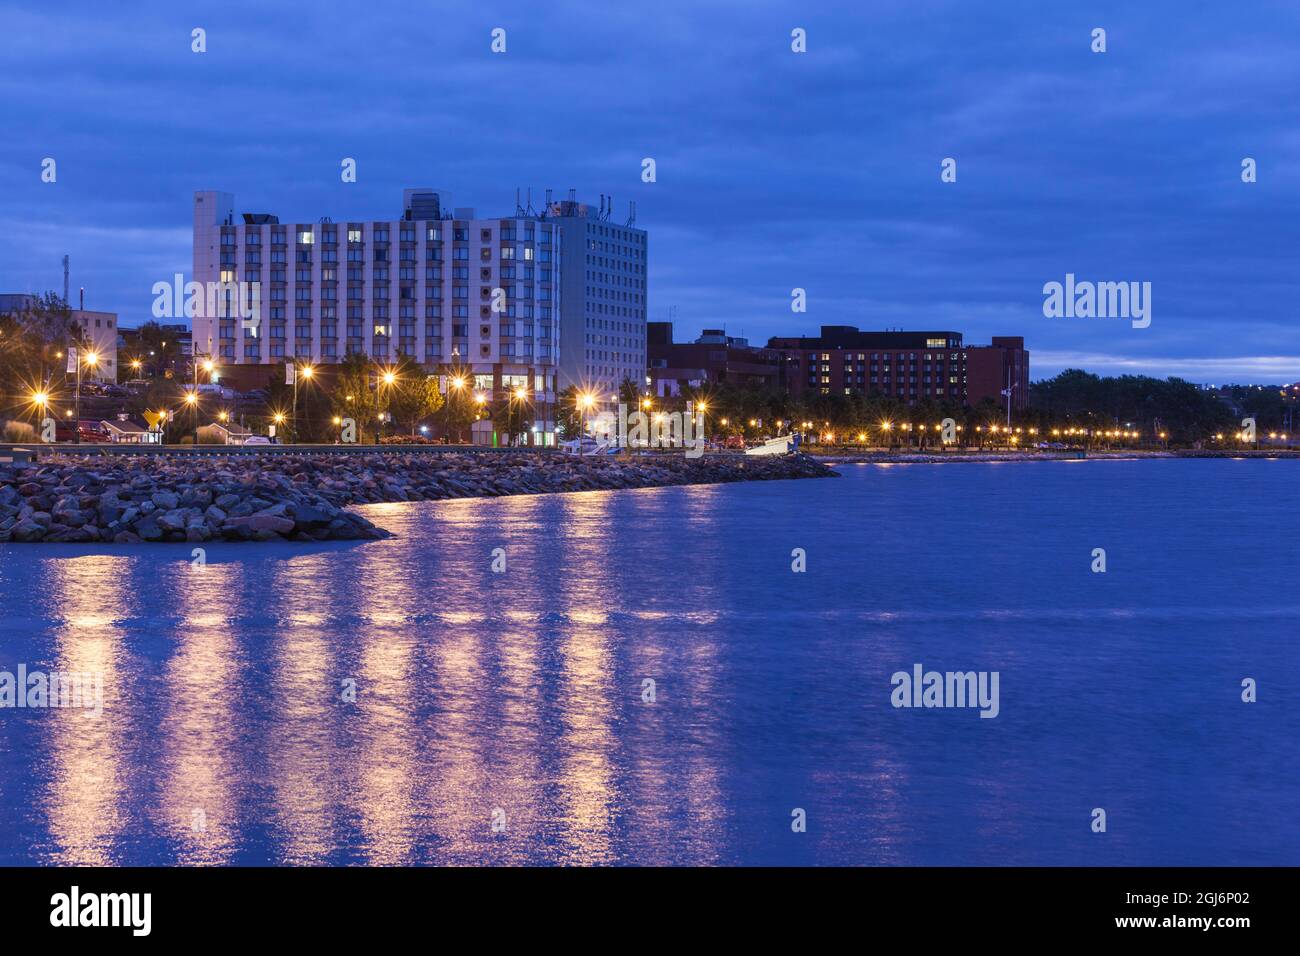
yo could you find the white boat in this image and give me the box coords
[745,435,793,456]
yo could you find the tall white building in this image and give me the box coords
[193,189,559,442]
[542,195,648,402]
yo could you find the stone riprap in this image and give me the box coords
[0,451,837,544]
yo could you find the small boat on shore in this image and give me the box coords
[745,435,794,456]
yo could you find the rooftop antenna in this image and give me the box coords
[62,255,69,306]
[79,287,84,310]
[626,200,636,227]
[569,187,576,203]
[603,195,612,221]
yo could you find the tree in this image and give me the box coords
[618,376,641,407]
[491,393,533,446]
[0,293,83,423]
[331,353,379,443]
[555,384,583,439]
[389,357,444,435]
[133,320,183,378]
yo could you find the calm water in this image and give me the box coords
[0,459,1296,866]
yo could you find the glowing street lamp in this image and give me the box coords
[578,391,596,439]
[443,374,468,443]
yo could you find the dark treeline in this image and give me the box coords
[631,368,1292,445]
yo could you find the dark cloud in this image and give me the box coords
[2,0,1298,381]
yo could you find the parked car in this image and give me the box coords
[54,419,112,443]
[723,435,746,450]
[243,435,271,445]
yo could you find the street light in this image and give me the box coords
[31,390,49,437]
[578,391,595,440]
[510,386,530,446]
[71,348,100,444]
[290,362,314,444]
[377,368,398,440]
[446,374,466,443]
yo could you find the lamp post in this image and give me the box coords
[184,389,199,441]
[72,349,99,444]
[640,396,652,453]
[379,368,397,442]
[291,363,313,444]
[446,375,466,444]
[579,391,595,443]
[511,386,530,446]
[32,390,49,440]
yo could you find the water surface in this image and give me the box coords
[0,459,1296,865]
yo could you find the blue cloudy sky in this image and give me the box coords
[1,0,1297,382]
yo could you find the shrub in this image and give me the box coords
[3,420,37,443]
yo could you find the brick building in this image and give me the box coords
[764,326,1028,410]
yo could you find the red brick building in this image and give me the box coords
[764,326,1028,410]
[647,322,778,396]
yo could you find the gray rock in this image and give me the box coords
[151,490,179,510]
[156,509,189,532]
[11,519,45,542]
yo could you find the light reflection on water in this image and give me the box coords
[1,461,1298,865]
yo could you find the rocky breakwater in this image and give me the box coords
[0,451,836,544]
[0,459,387,544]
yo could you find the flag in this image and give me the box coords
[66,348,77,374]
[285,364,296,385]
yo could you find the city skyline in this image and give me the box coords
[2,1,1299,383]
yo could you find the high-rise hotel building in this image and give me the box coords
[542,196,648,401]
[193,189,560,441]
